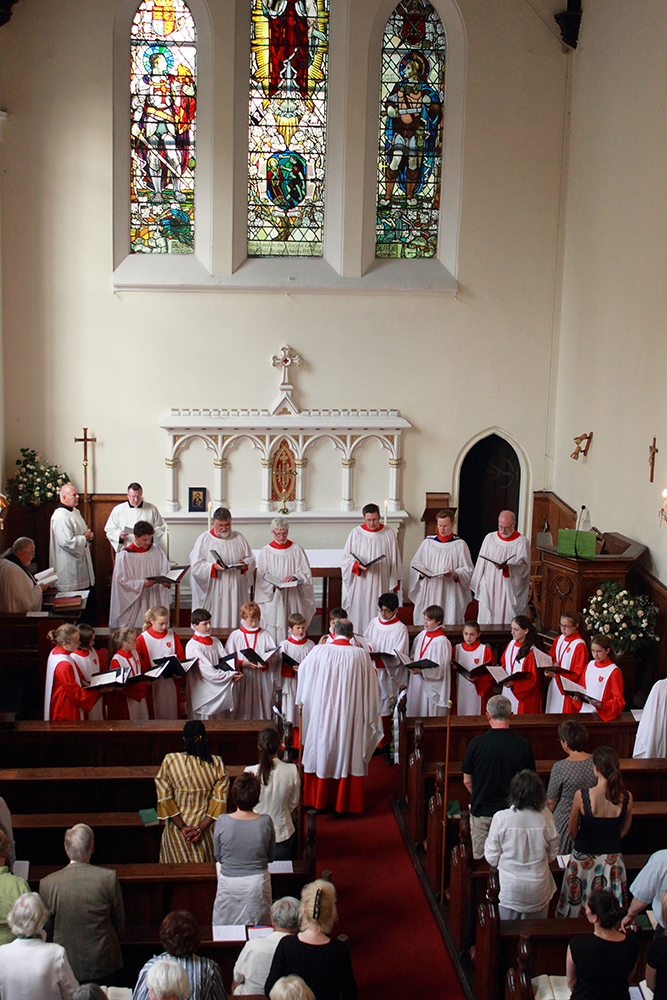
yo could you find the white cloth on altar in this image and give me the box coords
[296,641,382,779]
[277,635,314,726]
[364,615,410,715]
[49,505,95,591]
[136,627,182,719]
[341,524,402,634]
[185,633,238,719]
[470,531,531,624]
[634,679,667,758]
[189,529,255,627]
[0,557,42,613]
[226,626,278,719]
[408,535,473,626]
[70,648,104,720]
[254,542,316,642]
[406,629,452,716]
[109,545,171,628]
[104,500,166,550]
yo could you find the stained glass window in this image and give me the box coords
[248,0,329,257]
[376,0,446,259]
[130,0,196,254]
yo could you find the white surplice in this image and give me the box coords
[49,505,95,591]
[634,679,667,758]
[110,648,148,721]
[109,544,171,628]
[104,500,166,549]
[44,646,77,719]
[454,640,492,715]
[0,556,42,613]
[364,614,410,715]
[341,524,402,634]
[406,628,453,717]
[70,647,104,720]
[136,627,184,719]
[189,528,256,627]
[185,633,238,719]
[470,530,531,624]
[408,535,473,626]
[277,634,314,725]
[254,542,316,642]
[226,625,278,719]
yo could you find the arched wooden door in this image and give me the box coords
[457,434,521,562]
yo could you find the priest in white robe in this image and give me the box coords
[470,510,531,624]
[341,503,402,634]
[104,482,166,551]
[49,483,95,591]
[0,537,45,613]
[634,679,667,758]
[254,518,316,642]
[189,507,256,627]
[109,520,172,627]
[408,509,473,626]
[297,619,382,814]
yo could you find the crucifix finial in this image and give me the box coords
[650,437,659,483]
[270,345,302,415]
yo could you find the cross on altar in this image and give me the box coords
[74,427,97,501]
[650,437,659,483]
[270,345,302,415]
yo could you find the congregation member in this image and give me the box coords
[546,720,596,854]
[634,677,667,758]
[107,626,148,720]
[255,518,316,642]
[189,507,255,628]
[0,830,29,944]
[277,612,314,729]
[270,977,315,1000]
[297,619,382,814]
[49,482,94,592]
[233,896,300,995]
[136,604,184,719]
[185,608,242,720]
[109,520,171,628]
[0,536,46,613]
[462,694,536,859]
[0,893,79,999]
[226,601,279,719]
[499,615,547,714]
[39,823,125,986]
[405,604,453,717]
[453,619,492,715]
[364,592,409,735]
[132,910,226,1000]
[557,746,633,917]
[572,634,625,721]
[245,727,300,861]
[484,769,559,920]
[104,481,166,551]
[44,624,101,722]
[0,799,14,873]
[621,849,667,933]
[470,510,531,624]
[645,893,667,1000]
[544,611,590,713]
[408,509,473,626]
[155,721,229,863]
[144,959,191,1000]
[341,502,402,634]
[566,890,639,1000]
[70,624,104,720]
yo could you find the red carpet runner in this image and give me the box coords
[313,756,467,999]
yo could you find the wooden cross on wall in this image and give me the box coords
[74,427,97,502]
[649,437,659,483]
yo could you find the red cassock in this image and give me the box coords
[49,650,99,721]
[500,640,542,714]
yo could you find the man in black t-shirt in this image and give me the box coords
[462,694,536,858]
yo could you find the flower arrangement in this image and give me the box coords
[583,581,659,655]
[6,448,70,507]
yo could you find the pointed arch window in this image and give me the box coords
[376,0,446,259]
[130,0,197,254]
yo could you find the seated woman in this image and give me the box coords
[484,769,559,920]
[646,889,667,1000]
[145,958,191,1000]
[566,889,639,1000]
[546,720,596,854]
[245,727,300,861]
[132,910,226,1000]
[557,746,633,917]
[265,880,357,1000]
[212,772,275,926]
[270,977,316,1000]
[0,892,79,1000]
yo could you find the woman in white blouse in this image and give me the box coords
[0,893,78,1000]
[484,769,559,920]
[246,727,300,860]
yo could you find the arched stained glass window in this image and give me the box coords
[130,0,196,254]
[248,0,329,257]
[376,0,446,259]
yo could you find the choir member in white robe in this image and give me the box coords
[364,592,409,718]
[185,609,242,719]
[49,483,95,591]
[544,613,589,713]
[0,538,44,613]
[44,623,81,720]
[277,612,314,727]
[104,482,166,550]
[470,510,531,624]
[226,602,279,719]
[341,504,402,634]
[574,635,625,722]
[189,507,256,627]
[297,620,382,814]
[108,628,149,721]
[254,519,316,643]
[109,520,172,628]
[454,621,493,715]
[136,605,184,719]
[408,510,473,626]
[406,605,453,717]
[634,678,667,758]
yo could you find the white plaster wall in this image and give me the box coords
[0,0,567,567]
[553,0,667,579]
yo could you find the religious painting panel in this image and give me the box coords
[271,439,297,503]
[130,0,197,254]
[248,0,329,257]
[376,0,446,259]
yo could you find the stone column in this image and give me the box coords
[213,458,227,508]
[341,458,355,511]
[389,457,402,511]
[295,458,307,512]
[165,457,180,512]
[261,458,272,512]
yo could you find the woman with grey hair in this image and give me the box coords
[233,895,300,995]
[146,958,191,1000]
[0,892,79,1000]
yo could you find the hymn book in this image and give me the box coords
[412,565,449,579]
[531,975,570,1000]
[394,649,438,672]
[34,567,58,586]
[214,653,239,672]
[211,549,247,570]
[263,572,303,589]
[117,527,134,552]
[281,651,299,668]
[241,647,278,668]
[145,656,197,679]
[146,565,189,585]
[560,675,601,705]
[89,665,132,688]
[479,554,508,569]
[452,658,489,681]
[486,664,531,685]
[351,552,386,570]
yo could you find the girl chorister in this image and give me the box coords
[573,634,625,722]
[545,612,590,714]
[45,624,100,722]
[107,626,148,721]
[136,605,184,719]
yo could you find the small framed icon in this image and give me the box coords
[188,487,207,513]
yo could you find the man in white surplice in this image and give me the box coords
[633,678,667,758]
[49,483,95,592]
[297,619,382,814]
[104,482,166,552]
[341,503,402,634]
[109,520,171,628]
[408,509,473,625]
[470,510,531,624]
[254,518,316,642]
[189,507,256,628]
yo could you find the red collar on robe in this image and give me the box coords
[146,627,170,640]
[361,523,383,532]
[53,645,70,656]
[117,649,134,659]
[126,542,151,553]
[332,637,352,645]
[192,633,212,645]
[241,625,261,634]
[497,530,520,542]
[269,540,293,549]
[288,636,309,645]
[461,640,481,652]
[593,658,613,669]
[74,648,91,657]
[425,628,444,638]
[561,632,582,644]
[379,616,399,626]
[434,533,455,543]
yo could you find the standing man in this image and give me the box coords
[109,521,171,628]
[461,694,536,859]
[49,483,95,592]
[408,509,473,625]
[104,482,166,551]
[0,537,48,613]
[189,507,256,627]
[297,620,382,814]
[39,823,125,986]
[470,510,531,624]
[255,517,316,642]
[341,503,402,634]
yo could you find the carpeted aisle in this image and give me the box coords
[312,756,468,1000]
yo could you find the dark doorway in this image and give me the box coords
[457,434,521,562]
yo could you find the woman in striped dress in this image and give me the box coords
[155,720,229,863]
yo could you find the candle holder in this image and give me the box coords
[277,487,290,516]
